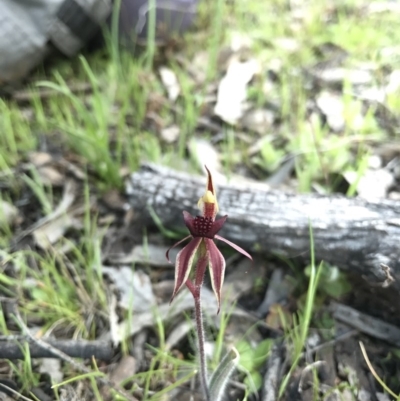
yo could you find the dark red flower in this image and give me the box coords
[166,166,252,311]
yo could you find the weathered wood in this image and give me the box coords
[126,164,400,291]
[0,338,112,360]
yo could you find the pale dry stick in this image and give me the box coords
[306,329,358,357]
[298,361,326,393]
[12,82,92,102]
[12,307,139,401]
[0,383,34,401]
[359,341,399,399]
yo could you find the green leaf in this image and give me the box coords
[244,371,262,392]
[209,347,240,401]
[253,339,273,368]
[236,341,254,371]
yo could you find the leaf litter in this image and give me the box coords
[2,1,400,400]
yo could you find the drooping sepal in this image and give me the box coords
[166,235,192,263]
[205,238,226,313]
[214,235,253,261]
[170,237,202,303]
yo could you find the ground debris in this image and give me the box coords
[3,1,400,399]
[331,302,400,347]
[261,341,284,401]
[102,266,156,312]
[214,57,261,124]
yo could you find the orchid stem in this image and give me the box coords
[194,290,210,401]
[187,250,210,401]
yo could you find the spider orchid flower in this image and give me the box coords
[166,166,252,311]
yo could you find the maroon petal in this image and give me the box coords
[207,215,227,238]
[205,238,226,313]
[166,235,192,263]
[170,237,202,302]
[183,211,198,237]
[214,235,253,261]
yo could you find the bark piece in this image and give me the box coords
[261,341,284,401]
[127,164,400,291]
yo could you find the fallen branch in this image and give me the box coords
[12,308,139,401]
[0,338,113,360]
[127,164,400,292]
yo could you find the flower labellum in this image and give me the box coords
[166,166,252,312]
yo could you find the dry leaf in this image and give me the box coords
[109,243,179,267]
[273,37,300,52]
[214,58,260,124]
[110,355,137,383]
[159,66,180,102]
[102,267,156,312]
[265,304,292,330]
[188,138,223,179]
[28,152,53,167]
[241,108,275,134]
[316,91,345,132]
[38,358,63,383]
[0,200,20,227]
[36,166,64,186]
[313,67,373,86]
[33,214,77,249]
[161,125,180,143]
[32,180,79,249]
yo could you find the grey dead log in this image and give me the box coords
[126,164,400,291]
[0,339,113,360]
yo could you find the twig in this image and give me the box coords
[306,329,358,357]
[359,341,399,399]
[12,307,139,401]
[0,383,34,401]
[298,361,326,393]
[12,82,92,102]
[0,338,112,360]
